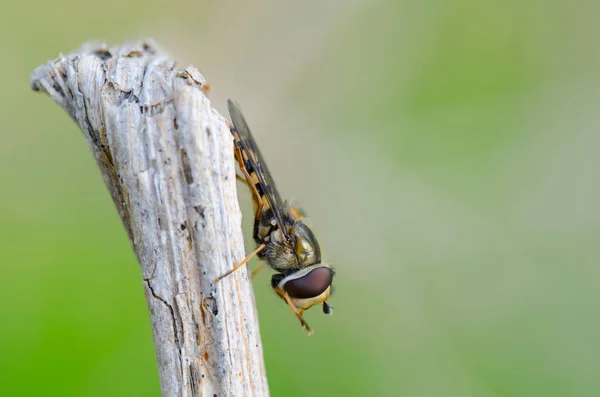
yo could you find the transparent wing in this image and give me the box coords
[228,99,291,239]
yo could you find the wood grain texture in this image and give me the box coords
[31,40,269,397]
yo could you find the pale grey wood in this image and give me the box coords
[31,40,269,397]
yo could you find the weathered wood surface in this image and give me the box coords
[31,40,269,397]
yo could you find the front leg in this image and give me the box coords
[215,243,266,283]
[273,285,313,336]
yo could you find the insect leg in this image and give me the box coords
[234,144,264,216]
[215,243,266,283]
[250,262,267,278]
[273,285,313,336]
[233,144,269,243]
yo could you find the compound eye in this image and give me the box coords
[283,267,333,299]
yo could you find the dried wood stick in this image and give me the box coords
[30,40,269,397]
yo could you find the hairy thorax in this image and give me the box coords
[261,229,299,273]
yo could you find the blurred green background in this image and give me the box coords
[2,1,599,396]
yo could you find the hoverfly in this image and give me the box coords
[215,100,334,335]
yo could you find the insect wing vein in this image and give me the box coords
[227,100,290,239]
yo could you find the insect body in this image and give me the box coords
[216,100,334,335]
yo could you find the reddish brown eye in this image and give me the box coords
[283,267,333,299]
